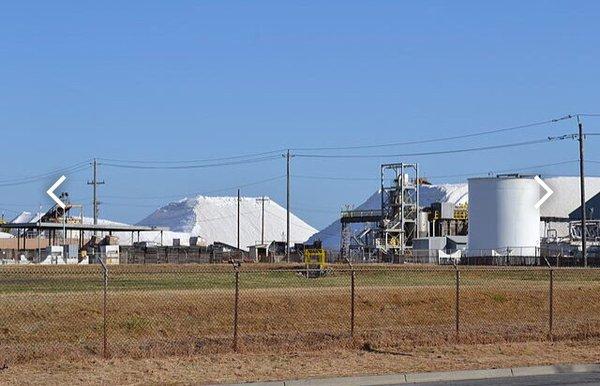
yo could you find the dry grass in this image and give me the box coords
[0,266,599,367]
[2,339,600,385]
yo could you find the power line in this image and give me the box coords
[428,160,580,179]
[104,175,285,200]
[293,175,379,181]
[263,207,317,235]
[96,115,579,162]
[292,206,342,215]
[0,166,89,188]
[290,115,572,151]
[291,160,580,182]
[0,160,90,183]
[96,149,285,164]
[100,155,280,170]
[0,114,589,182]
[101,206,260,223]
[0,161,90,187]
[294,137,564,159]
[100,202,162,208]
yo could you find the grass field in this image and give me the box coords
[1,264,596,293]
[0,264,599,366]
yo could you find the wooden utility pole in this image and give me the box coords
[256,196,269,244]
[578,116,587,267]
[237,189,241,251]
[87,158,105,235]
[286,149,291,262]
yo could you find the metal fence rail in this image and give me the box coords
[1,264,599,364]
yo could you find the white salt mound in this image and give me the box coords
[9,195,317,249]
[137,196,317,249]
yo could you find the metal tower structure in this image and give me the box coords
[379,163,420,257]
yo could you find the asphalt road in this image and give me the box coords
[378,372,600,386]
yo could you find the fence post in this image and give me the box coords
[231,261,241,352]
[351,268,355,338]
[455,268,460,341]
[344,258,355,338]
[548,268,554,340]
[98,256,109,359]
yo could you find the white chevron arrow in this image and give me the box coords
[46,175,67,209]
[534,175,553,209]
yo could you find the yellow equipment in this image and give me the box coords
[454,203,468,220]
[302,248,328,278]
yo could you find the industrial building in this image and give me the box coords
[3,160,600,267]
[340,163,421,263]
[334,162,600,266]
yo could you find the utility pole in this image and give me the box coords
[578,115,587,267]
[286,149,291,262]
[256,196,269,244]
[237,189,241,252]
[87,158,105,235]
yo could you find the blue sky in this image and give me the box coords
[1,1,600,230]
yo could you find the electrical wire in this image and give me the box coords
[95,115,578,164]
[96,149,286,164]
[0,160,91,185]
[427,160,580,179]
[103,175,285,200]
[0,163,90,187]
[290,160,579,183]
[100,155,281,170]
[292,207,343,214]
[293,175,379,181]
[100,202,162,209]
[290,115,573,151]
[263,207,318,233]
[294,137,562,159]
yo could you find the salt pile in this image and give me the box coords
[137,196,317,249]
[9,195,317,249]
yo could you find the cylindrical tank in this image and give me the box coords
[418,211,429,237]
[468,176,540,256]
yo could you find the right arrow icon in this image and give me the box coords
[534,175,553,209]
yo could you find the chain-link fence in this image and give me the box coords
[1,264,600,365]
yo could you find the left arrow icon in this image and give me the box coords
[47,175,67,209]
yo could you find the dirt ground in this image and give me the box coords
[2,266,599,384]
[2,281,600,363]
[2,339,600,385]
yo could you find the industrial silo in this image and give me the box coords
[467,175,541,256]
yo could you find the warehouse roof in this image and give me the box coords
[0,222,167,232]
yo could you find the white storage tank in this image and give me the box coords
[468,175,540,256]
